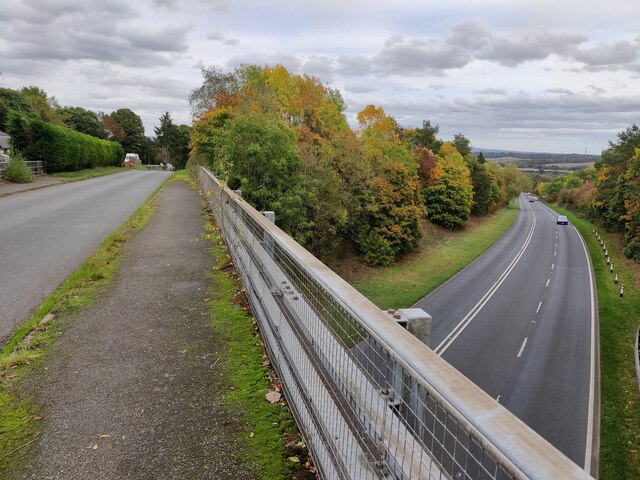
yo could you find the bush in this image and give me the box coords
[6,112,123,173]
[3,153,34,183]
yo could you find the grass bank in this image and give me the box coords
[338,201,519,309]
[0,175,171,472]
[197,173,312,479]
[49,166,130,180]
[547,205,640,480]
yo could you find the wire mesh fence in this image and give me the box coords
[198,166,593,480]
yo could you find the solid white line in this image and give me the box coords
[536,301,542,313]
[545,278,550,287]
[434,203,537,355]
[575,226,597,473]
[517,337,528,357]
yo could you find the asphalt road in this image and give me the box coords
[414,194,597,473]
[0,170,172,342]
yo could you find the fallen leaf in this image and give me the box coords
[91,444,98,450]
[265,391,281,403]
[288,456,300,463]
[100,434,110,439]
[35,415,44,421]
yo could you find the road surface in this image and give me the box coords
[415,194,597,472]
[0,170,172,342]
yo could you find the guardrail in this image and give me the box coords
[198,166,593,480]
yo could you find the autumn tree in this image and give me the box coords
[424,150,474,228]
[188,66,238,117]
[356,162,425,266]
[621,148,640,260]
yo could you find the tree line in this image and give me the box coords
[189,65,531,265]
[536,124,640,261]
[0,86,191,170]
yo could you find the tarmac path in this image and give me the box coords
[13,180,257,479]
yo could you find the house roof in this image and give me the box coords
[0,131,10,150]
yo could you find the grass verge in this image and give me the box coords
[49,166,130,180]
[201,195,311,479]
[0,174,172,472]
[547,205,640,480]
[342,202,519,309]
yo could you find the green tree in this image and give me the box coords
[452,133,473,157]
[411,120,443,153]
[467,156,501,215]
[58,106,106,138]
[20,86,65,125]
[110,108,145,153]
[622,148,640,260]
[0,88,38,130]
[226,116,311,243]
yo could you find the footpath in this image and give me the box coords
[0,177,66,196]
[12,180,258,479]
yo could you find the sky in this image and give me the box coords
[1,0,638,154]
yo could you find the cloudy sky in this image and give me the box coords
[1,0,638,153]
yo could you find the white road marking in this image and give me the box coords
[536,301,542,313]
[546,278,550,287]
[554,250,557,256]
[517,338,528,357]
[575,225,597,473]
[551,263,555,270]
[434,201,537,355]
[555,242,558,248]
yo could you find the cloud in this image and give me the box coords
[474,88,506,95]
[545,88,575,95]
[344,84,377,94]
[207,30,239,46]
[226,53,302,72]
[570,39,640,66]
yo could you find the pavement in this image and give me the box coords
[11,180,258,479]
[0,176,67,196]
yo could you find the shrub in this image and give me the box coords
[3,152,34,183]
[6,112,123,173]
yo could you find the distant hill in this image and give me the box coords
[472,148,599,170]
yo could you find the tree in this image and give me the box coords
[452,133,472,157]
[110,108,145,153]
[0,88,38,130]
[592,124,640,232]
[467,156,501,215]
[188,66,238,117]
[226,115,311,243]
[190,106,233,175]
[101,113,127,143]
[20,86,65,125]
[621,148,640,260]
[477,151,486,164]
[58,106,106,138]
[424,151,474,228]
[357,162,426,266]
[412,120,443,153]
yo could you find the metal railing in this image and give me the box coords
[0,160,44,177]
[198,166,593,480]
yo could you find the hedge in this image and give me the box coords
[6,112,123,173]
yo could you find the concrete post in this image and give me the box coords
[262,211,276,223]
[234,189,242,198]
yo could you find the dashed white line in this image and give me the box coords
[536,301,542,313]
[546,278,550,287]
[554,250,557,256]
[555,242,558,248]
[517,338,528,357]
[551,263,555,270]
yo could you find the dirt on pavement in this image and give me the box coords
[12,180,258,479]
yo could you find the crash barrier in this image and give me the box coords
[198,166,592,480]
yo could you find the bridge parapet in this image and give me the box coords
[198,166,593,480]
